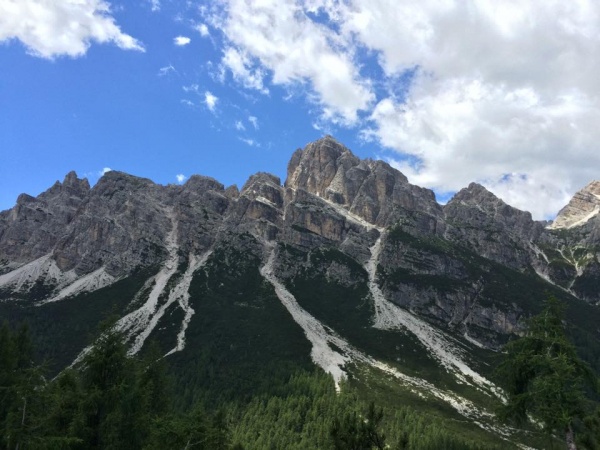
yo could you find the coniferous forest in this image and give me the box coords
[0,320,514,450]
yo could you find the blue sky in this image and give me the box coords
[2,1,600,219]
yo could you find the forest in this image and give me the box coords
[1,320,508,450]
[2,298,600,449]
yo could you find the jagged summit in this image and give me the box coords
[2,137,600,304]
[549,180,600,229]
[446,182,534,223]
[285,135,439,227]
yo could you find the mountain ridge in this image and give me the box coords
[1,136,600,448]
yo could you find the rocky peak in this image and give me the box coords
[63,171,85,188]
[285,135,357,196]
[447,183,533,221]
[183,175,224,193]
[443,183,541,269]
[284,136,441,228]
[1,172,91,264]
[549,180,600,229]
[240,173,283,207]
[95,170,155,192]
[38,171,90,201]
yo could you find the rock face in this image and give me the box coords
[443,183,543,269]
[0,171,90,267]
[549,181,600,230]
[1,135,599,353]
[286,136,444,232]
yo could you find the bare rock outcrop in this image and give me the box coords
[549,180,600,230]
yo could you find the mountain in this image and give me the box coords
[549,181,600,230]
[1,136,600,447]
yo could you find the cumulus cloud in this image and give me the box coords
[176,174,187,184]
[208,0,600,218]
[204,91,218,111]
[99,167,112,176]
[235,120,245,131]
[220,47,269,94]
[174,36,191,46]
[341,0,600,218]
[207,0,374,124]
[0,0,144,59]
[148,0,160,12]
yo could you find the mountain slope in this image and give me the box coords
[1,136,600,447]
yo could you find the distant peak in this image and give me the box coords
[61,171,90,193]
[549,180,600,229]
[63,171,79,184]
[184,175,224,192]
[450,182,498,204]
[241,172,281,193]
[285,136,358,192]
[582,180,600,195]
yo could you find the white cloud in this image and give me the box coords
[0,0,144,59]
[239,137,258,147]
[180,99,194,107]
[99,167,112,176]
[343,0,600,218]
[208,0,374,124]
[148,0,160,12]
[196,23,209,37]
[221,47,269,94]
[174,36,191,46]
[176,174,187,184]
[204,91,218,111]
[235,120,245,131]
[158,64,176,77]
[368,78,600,219]
[248,116,259,129]
[182,84,199,93]
[206,1,600,217]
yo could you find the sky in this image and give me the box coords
[1,0,599,220]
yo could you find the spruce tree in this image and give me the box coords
[497,296,598,449]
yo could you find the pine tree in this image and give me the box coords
[330,402,386,450]
[497,296,598,449]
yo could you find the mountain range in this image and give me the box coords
[2,136,600,447]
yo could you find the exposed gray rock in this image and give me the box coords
[0,171,90,266]
[1,135,599,353]
[286,136,444,232]
[444,183,542,269]
[549,180,600,229]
